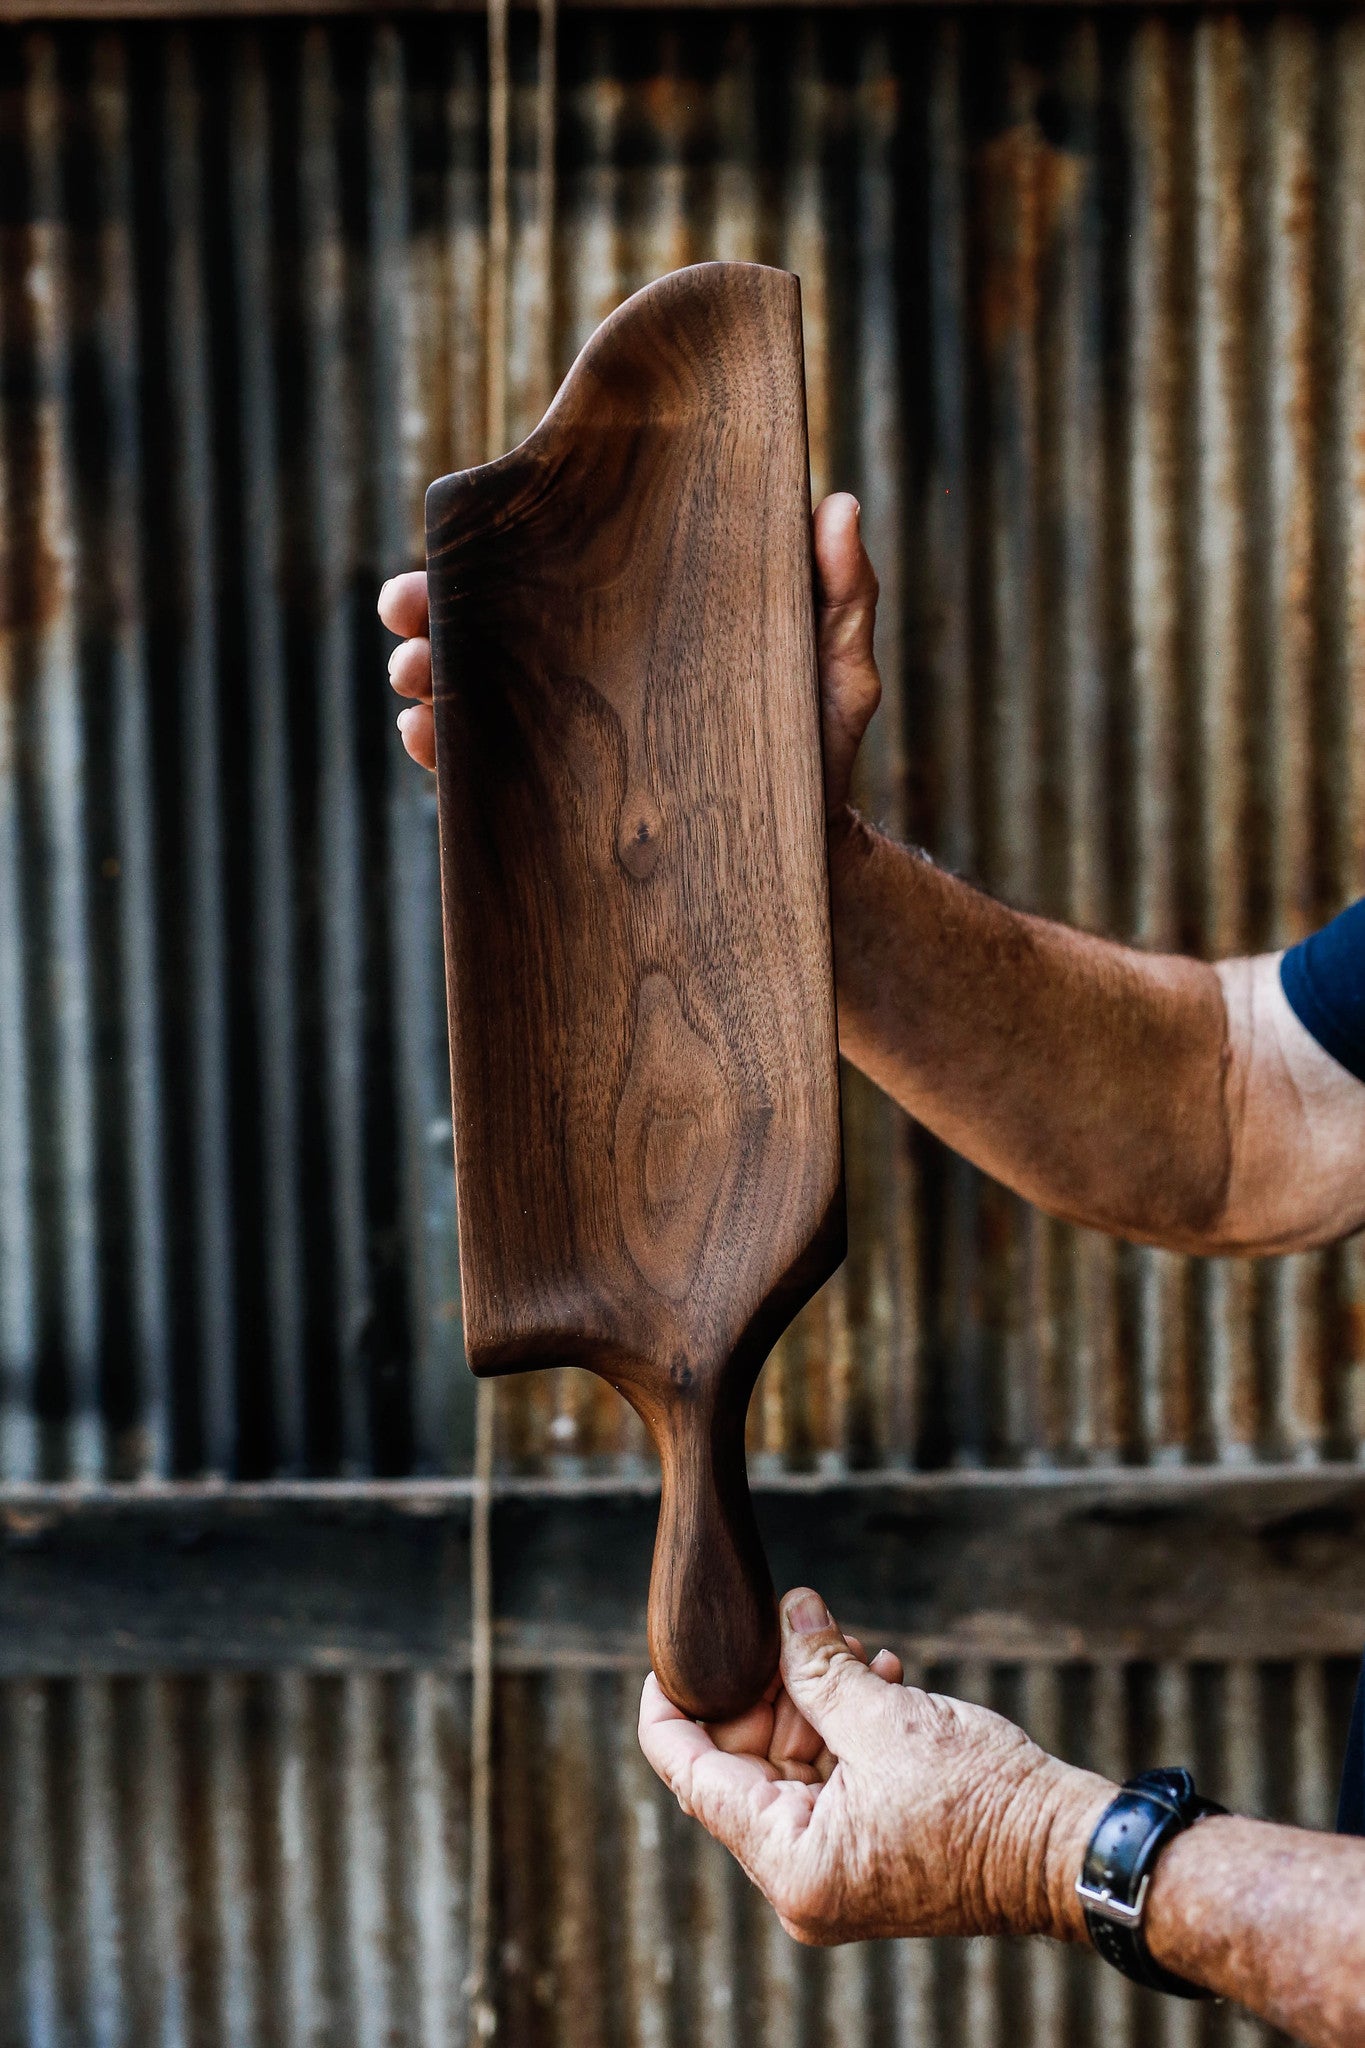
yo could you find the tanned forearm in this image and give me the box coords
[1142,1817,1365,2044]
[1042,1783,1365,2043]
[828,812,1233,1250]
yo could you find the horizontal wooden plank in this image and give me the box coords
[0,1468,1361,1673]
[0,1485,473,1674]
[0,0,1302,18]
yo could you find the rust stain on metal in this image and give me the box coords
[0,14,1359,2037]
[977,121,1082,363]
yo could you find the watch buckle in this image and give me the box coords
[1075,1872,1151,1929]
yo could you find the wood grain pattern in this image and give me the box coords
[426,263,844,1720]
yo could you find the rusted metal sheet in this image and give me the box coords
[0,12,1362,2046]
[0,1657,1344,2046]
[0,1670,472,2047]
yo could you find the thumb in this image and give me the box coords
[779,1588,892,1756]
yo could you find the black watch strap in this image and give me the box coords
[1076,1768,1226,1999]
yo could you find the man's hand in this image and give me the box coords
[638,1586,1111,1946]
[644,1592,1365,2047]
[378,569,437,770]
[377,492,883,816]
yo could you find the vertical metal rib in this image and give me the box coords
[1328,16,1365,1457]
[230,32,306,1473]
[616,1669,674,2048]
[713,22,759,264]
[1291,1659,1333,1832]
[821,1944,868,2044]
[633,27,692,291]
[0,41,37,1480]
[72,1681,124,2048]
[92,33,171,1479]
[126,1679,190,2048]
[204,1675,257,2048]
[925,21,985,1477]
[26,32,103,1480]
[164,31,235,1475]
[1191,15,1255,1462]
[341,1674,395,2047]
[849,34,916,1471]
[560,21,623,371]
[301,27,370,1475]
[485,0,510,466]
[270,1672,325,2048]
[754,1884,800,2048]
[1124,17,1190,1466]
[7,1684,60,2048]
[369,22,436,1482]
[1261,19,1323,1464]
[401,1671,468,2048]
[690,1799,739,2048]
[889,1927,933,2048]
[1048,22,1115,1462]
[979,34,1048,1466]
[784,23,828,501]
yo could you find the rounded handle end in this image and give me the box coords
[646,1395,778,1722]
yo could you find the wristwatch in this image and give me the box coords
[1076,1768,1226,1998]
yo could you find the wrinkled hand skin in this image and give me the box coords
[637,1587,1112,1947]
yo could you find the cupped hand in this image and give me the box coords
[639,1587,1113,1947]
[377,492,882,818]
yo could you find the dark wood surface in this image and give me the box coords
[426,263,844,1719]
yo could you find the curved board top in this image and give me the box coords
[427,260,844,1414]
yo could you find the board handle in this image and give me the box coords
[643,1382,778,1722]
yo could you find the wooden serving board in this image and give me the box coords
[426,262,844,1720]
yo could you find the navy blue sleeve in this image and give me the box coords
[1283,904,1365,1834]
[1338,1663,1365,1836]
[1279,898,1365,1084]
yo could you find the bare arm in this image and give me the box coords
[641,1589,1365,2048]
[810,497,1365,1255]
[381,493,1365,1255]
[828,819,1365,1253]
[1140,1811,1365,2042]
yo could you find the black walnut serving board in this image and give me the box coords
[426,262,845,1719]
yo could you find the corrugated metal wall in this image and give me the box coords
[0,1659,1354,2045]
[0,9,1363,2043]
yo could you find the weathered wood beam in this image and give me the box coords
[0,1468,1361,1674]
[0,0,1297,19]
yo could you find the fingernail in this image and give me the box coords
[851,497,861,520]
[784,1590,830,1636]
[379,578,393,602]
[387,647,400,676]
[397,707,415,732]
